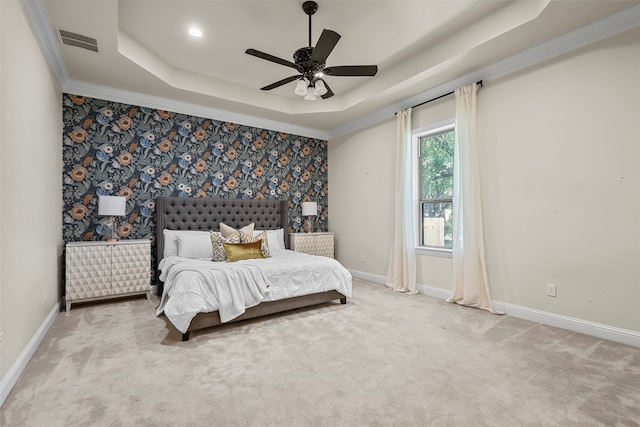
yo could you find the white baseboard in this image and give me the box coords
[349,269,386,286]
[490,301,640,348]
[1,269,637,410]
[348,269,640,348]
[0,299,61,407]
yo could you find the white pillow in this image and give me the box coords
[163,230,210,258]
[176,232,214,259]
[255,228,286,252]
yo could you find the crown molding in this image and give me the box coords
[480,1,640,82]
[21,0,639,141]
[20,0,68,86]
[21,0,329,140]
[328,3,640,140]
[63,79,329,140]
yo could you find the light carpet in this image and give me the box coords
[1,278,638,426]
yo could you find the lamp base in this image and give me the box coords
[106,216,119,242]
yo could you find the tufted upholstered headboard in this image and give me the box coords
[156,197,289,267]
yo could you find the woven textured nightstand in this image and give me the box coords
[289,232,334,258]
[65,240,150,312]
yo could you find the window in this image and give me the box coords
[416,124,455,250]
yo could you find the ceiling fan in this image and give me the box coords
[245,1,378,100]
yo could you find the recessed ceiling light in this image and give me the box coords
[188,27,203,38]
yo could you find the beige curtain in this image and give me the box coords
[386,108,417,294]
[447,84,498,312]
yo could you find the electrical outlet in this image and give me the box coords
[360,254,366,263]
[43,289,47,304]
[0,331,4,354]
[546,283,557,297]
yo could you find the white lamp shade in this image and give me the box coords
[98,196,126,216]
[304,85,317,101]
[314,79,328,96]
[301,202,317,216]
[294,79,308,96]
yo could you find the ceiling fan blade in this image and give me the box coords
[323,65,378,77]
[310,29,341,64]
[246,49,298,69]
[261,75,301,91]
[320,80,334,99]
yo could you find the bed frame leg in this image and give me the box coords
[340,297,347,304]
[182,332,191,341]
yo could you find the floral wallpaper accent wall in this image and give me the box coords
[62,94,329,248]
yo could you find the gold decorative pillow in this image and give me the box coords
[241,231,270,258]
[223,240,265,263]
[210,231,241,262]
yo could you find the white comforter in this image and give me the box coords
[156,249,352,333]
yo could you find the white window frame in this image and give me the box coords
[412,119,455,258]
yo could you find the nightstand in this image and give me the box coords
[65,239,151,312]
[289,232,334,258]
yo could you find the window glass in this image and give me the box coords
[418,127,454,249]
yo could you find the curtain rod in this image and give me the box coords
[396,80,483,114]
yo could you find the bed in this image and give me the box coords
[155,197,352,341]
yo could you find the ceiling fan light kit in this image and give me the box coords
[314,79,328,96]
[245,0,377,100]
[294,78,309,96]
[304,86,317,101]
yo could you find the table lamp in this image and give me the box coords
[98,196,126,242]
[301,201,317,233]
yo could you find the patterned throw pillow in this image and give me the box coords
[210,231,241,262]
[241,231,270,258]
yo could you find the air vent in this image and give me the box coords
[59,29,98,52]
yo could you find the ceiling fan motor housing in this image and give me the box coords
[245,0,376,98]
[293,47,313,65]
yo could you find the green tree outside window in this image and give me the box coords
[419,128,454,248]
